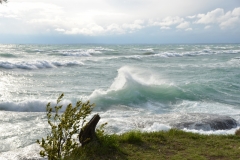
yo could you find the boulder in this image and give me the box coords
[170,113,237,131]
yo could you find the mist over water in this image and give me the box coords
[0,44,240,159]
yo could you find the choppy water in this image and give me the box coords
[0,44,240,159]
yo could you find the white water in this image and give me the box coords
[0,44,240,159]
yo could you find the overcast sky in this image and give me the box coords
[0,0,240,44]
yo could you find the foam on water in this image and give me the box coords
[61,52,92,57]
[172,100,240,118]
[135,48,154,52]
[88,66,188,109]
[183,127,240,135]
[85,47,240,62]
[0,99,72,112]
[110,66,164,89]
[88,66,202,111]
[0,44,240,159]
[0,144,44,160]
[0,60,83,70]
[94,47,115,51]
[155,52,183,58]
[60,48,102,57]
[143,123,171,132]
[151,49,240,58]
[97,108,172,134]
[223,50,240,54]
[0,111,47,159]
[153,50,215,58]
[98,109,239,134]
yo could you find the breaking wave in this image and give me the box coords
[0,99,71,112]
[60,49,101,57]
[154,49,240,58]
[0,60,83,70]
[89,66,197,109]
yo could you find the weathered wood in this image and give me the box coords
[79,114,100,146]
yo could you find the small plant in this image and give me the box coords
[235,128,240,136]
[65,123,121,160]
[96,123,119,149]
[120,131,143,144]
[37,93,95,160]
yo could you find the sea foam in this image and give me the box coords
[59,48,102,57]
[183,127,240,135]
[151,49,240,58]
[0,99,71,112]
[0,60,83,70]
[88,66,196,110]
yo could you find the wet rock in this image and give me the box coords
[170,113,238,131]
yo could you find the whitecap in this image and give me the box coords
[183,127,240,135]
[0,60,83,70]
[143,123,171,132]
[0,99,71,112]
[154,52,183,58]
[59,48,102,57]
[138,48,154,52]
[0,144,44,160]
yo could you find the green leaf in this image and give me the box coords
[37,93,96,159]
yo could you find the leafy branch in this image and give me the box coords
[37,93,95,160]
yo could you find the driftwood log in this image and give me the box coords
[79,114,100,146]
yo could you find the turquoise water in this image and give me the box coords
[0,44,240,159]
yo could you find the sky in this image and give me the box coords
[0,0,240,44]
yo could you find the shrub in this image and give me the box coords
[120,131,143,144]
[64,123,121,160]
[235,128,240,136]
[37,93,95,160]
[96,123,119,149]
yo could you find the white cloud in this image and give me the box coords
[176,21,190,29]
[204,25,211,29]
[187,15,196,19]
[232,7,240,16]
[158,16,184,27]
[220,17,239,29]
[65,23,104,35]
[150,16,185,30]
[196,8,224,24]
[0,0,240,38]
[122,20,145,30]
[195,7,240,30]
[55,28,65,32]
[160,26,171,30]
[0,2,63,19]
[185,28,192,31]
[107,24,125,34]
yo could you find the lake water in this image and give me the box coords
[0,44,240,159]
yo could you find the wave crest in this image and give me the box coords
[58,48,103,57]
[89,66,196,109]
[0,99,71,112]
[0,60,83,70]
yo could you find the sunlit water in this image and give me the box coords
[0,44,240,159]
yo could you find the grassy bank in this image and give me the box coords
[66,129,240,160]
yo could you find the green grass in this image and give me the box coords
[66,129,240,160]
